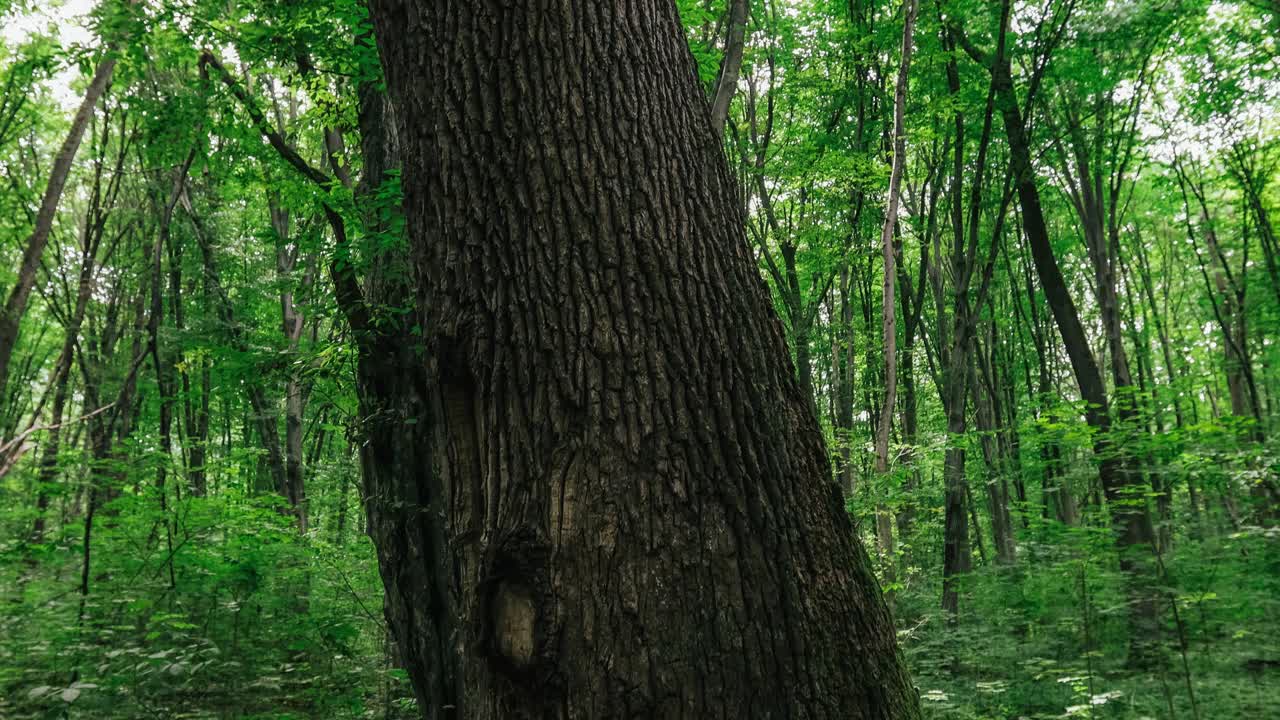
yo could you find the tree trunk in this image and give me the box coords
[0,54,117,406]
[708,0,748,137]
[362,2,919,717]
[941,318,972,616]
[985,20,1159,661]
[837,264,856,495]
[271,199,309,532]
[185,196,289,501]
[972,332,1015,565]
[1018,237,1077,524]
[147,153,194,549]
[872,0,917,578]
[31,248,96,542]
[170,191,210,497]
[896,307,920,542]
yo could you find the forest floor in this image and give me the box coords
[896,522,1280,719]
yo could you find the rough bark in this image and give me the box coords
[363,2,919,717]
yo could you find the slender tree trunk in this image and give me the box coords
[996,335,1028,527]
[30,254,94,542]
[0,54,117,405]
[362,3,920,717]
[836,264,856,495]
[984,14,1158,660]
[781,243,818,407]
[147,153,194,585]
[1000,82,1150,531]
[187,337,212,496]
[185,196,289,500]
[873,0,918,577]
[941,320,972,615]
[29,158,116,537]
[170,193,210,496]
[0,326,52,441]
[708,0,748,137]
[1018,238,1077,524]
[271,200,309,532]
[1119,247,1174,550]
[937,20,1004,615]
[896,318,920,540]
[965,482,988,566]
[986,321,1022,530]
[973,331,1015,565]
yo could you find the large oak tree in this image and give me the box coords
[356,1,920,717]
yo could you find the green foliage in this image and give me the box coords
[880,413,1280,718]
[0,483,410,718]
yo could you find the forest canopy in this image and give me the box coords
[1,0,1278,718]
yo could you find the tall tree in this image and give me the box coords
[955,0,1161,657]
[873,0,919,575]
[361,1,920,717]
[0,43,118,408]
[709,0,748,136]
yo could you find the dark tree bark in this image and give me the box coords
[361,2,919,718]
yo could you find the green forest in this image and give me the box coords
[0,0,1277,717]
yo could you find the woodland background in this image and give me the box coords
[1,0,1279,717]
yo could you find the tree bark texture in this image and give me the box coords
[362,2,919,718]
